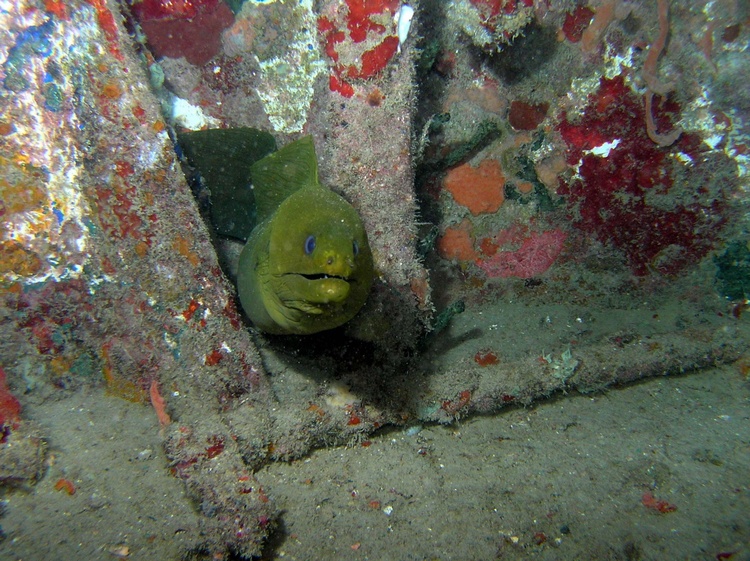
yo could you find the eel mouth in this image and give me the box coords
[297,273,352,282]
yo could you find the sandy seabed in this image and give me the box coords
[1,362,747,561]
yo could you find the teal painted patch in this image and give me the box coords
[3,20,54,92]
[70,352,95,377]
[44,82,63,111]
[82,217,97,234]
[715,240,750,300]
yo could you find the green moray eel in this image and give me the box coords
[237,136,374,335]
[177,127,276,240]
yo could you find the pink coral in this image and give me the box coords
[476,229,566,279]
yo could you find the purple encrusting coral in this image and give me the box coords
[130,0,234,65]
[557,75,726,276]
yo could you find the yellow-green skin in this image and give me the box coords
[237,165,373,335]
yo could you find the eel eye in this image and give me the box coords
[304,235,316,255]
[352,240,359,256]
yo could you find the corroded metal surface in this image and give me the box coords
[0,0,428,555]
[0,1,276,555]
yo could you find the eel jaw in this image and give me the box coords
[277,273,352,306]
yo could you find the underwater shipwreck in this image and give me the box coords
[0,0,748,558]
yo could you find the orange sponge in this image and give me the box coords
[437,218,478,261]
[444,159,505,216]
